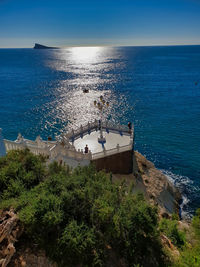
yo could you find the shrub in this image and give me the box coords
[0,149,46,199]
[192,208,200,237]
[0,150,165,266]
[159,218,186,248]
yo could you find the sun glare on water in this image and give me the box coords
[44,46,119,133]
[69,46,102,63]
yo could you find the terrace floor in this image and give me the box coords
[70,129,131,154]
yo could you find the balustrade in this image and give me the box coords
[3,120,134,164]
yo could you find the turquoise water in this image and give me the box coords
[0,46,200,216]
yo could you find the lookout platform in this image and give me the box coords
[65,120,134,173]
[2,120,134,174]
[72,130,131,154]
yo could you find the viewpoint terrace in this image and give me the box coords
[1,120,134,174]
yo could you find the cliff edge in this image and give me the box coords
[113,151,181,216]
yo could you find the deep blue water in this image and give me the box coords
[0,46,200,216]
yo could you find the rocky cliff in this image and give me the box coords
[0,209,22,267]
[113,151,181,216]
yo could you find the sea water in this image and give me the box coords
[0,45,200,217]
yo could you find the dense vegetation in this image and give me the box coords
[173,208,200,267]
[0,149,165,266]
[159,215,186,248]
[0,149,200,266]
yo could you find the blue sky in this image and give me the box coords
[0,0,200,47]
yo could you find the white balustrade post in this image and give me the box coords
[80,125,83,134]
[16,133,22,142]
[116,144,120,152]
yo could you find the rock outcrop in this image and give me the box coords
[161,234,180,259]
[0,209,22,267]
[33,43,58,49]
[113,151,181,215]
[0,209,56,267]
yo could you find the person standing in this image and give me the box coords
[84,144,89,153]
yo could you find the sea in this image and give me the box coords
[0,45,200,218]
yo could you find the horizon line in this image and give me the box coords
[1,43,200,49]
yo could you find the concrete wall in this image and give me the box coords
[91,149,133,174]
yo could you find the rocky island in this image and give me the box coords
[33,43,59,49]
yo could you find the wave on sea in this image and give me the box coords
[160,169,200,219]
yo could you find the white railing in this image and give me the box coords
[4,139,49,156]
[61,146,92,160]
[64,120,134,160]
[4,139,25,151]
[66,120,133,140]
[48,142,92,160]
[3,121,134,163]
[4,138,92,161]
[92,143,133,160]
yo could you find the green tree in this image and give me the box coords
[0,150,166,266]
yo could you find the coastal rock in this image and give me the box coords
[135,151,181,213]
[0,209,22,267]
[0,209,57,267]
[161,234,180,259]
[113,151,181,215]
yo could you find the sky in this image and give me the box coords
[0,0,200,47]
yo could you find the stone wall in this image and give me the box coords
[92,150,133,174]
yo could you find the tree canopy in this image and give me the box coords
[4,149,200,266]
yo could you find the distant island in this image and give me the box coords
[33,43,59,49]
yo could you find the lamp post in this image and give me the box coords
[94,96,109,143]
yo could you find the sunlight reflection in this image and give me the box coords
[45,84,113,133]
[69,46,102,63]
[41,47,130,136]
